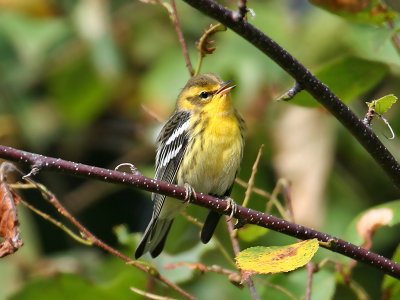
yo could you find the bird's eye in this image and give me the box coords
[199,91,210,99]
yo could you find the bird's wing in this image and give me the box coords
[152,110,191,218]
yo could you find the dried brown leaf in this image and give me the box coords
[0,181,23,257]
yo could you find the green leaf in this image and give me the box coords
[292,56,389,107]
[367,94,398,115]
[235,239,319,274]
[238,225,269,242]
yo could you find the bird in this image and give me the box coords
[135,73,245,259]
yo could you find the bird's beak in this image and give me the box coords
[216,81,236,95]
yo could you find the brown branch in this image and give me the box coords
[18,195,93,246]
[131,287,178,300]
[16,174,194,300]
[388,20,400,56]
[0,145,400,279]
[227,218,260,300]
[242,144,263,208]
[170,0,195,76]
[306,263,316,300]
[235,178,271,198]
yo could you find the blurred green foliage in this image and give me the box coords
[1,0,400,299]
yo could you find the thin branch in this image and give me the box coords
[235,178,271,198]
[227,218,260,300]
[131,287,178,300]
[388,20,400,56]
[263,282,297,300]
[280,178,294,222]
[227,219,241,255]
[165,262,244,287]
[362,102,375,127]
[18,196,92,246]
[306,263,316,300]
[170,0,195,76]
[166,261,239,277]
[242,144,263,208]
[181,0,400,190]
[20,175,194,300]
[276,82,303,102]
[0,146,400,279]
[266,179,290,220]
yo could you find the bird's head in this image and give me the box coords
[177,73,236,113]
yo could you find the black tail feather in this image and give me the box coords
[135,222,153,259]
[135,218,174,259]
[200,211,221,243]
[150,221,173,258]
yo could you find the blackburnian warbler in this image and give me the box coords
[135,73,245,259]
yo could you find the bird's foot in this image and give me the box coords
[184,183,197,203]
[224,197,238,221]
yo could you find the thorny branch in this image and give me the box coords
[0,145,400,279]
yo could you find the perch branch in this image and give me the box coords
[0,145,399,279]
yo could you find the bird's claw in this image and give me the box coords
[224,197,237,221]
[184,183,196,203]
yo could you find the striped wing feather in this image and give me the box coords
[152,110,191,218]
[135,110,191,258]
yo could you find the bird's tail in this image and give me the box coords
[200,211,221,243]
[135,218,174,259]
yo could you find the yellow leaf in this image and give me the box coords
[235,239,319,274]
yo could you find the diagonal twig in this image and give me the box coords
[242,144,264,208]
[13,171,194,300]
[170,0,195,76]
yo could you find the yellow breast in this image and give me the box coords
[177,111,244,196]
